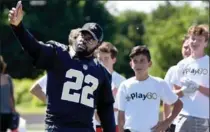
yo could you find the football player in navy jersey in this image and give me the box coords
[8,1,115,132]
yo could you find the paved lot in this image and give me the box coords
[21,114,45,131]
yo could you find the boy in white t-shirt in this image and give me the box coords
[116,46,183,132]
[95,42,126,132]
[172,24,209,132]
[163,34,191,120]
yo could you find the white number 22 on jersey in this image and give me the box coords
[61,69,99,108]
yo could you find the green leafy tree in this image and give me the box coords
[0,0,115,78]
[113,11,146,78]
[144,3,209,77]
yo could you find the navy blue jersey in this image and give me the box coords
[41,41,113,127]
[11,23,115,131]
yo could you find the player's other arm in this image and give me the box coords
[97,68,115,132]
[8,1,55,69]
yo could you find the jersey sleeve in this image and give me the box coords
[116,83,126,111]
[96,66,116,131]
[37,75,47,94]
[97,67,115,106]
[11,23,57,70]
[159,80,178,105]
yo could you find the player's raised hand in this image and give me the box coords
[8,1,23,26]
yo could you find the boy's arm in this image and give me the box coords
[173,81,209,97]
[30,83,46,103]
[166,99,183,122]
[173,84,184,98]
[152,99,183,132]
[116,83,126,132]
[198,86,209,97]
[161,80,183,122]
[152,81,183,132]
[30,76,47,103]
[163,103,171,120]
[163,66,176,120]
[118,111,125,132]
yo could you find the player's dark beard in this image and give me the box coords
[75,42,96,57]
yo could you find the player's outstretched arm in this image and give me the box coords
[8,1,55,69]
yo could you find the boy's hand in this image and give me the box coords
[151,119,172,132]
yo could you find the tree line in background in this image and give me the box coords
[1,1,209,79]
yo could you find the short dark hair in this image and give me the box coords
[129,45,151,61]
[97,42,118,58]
